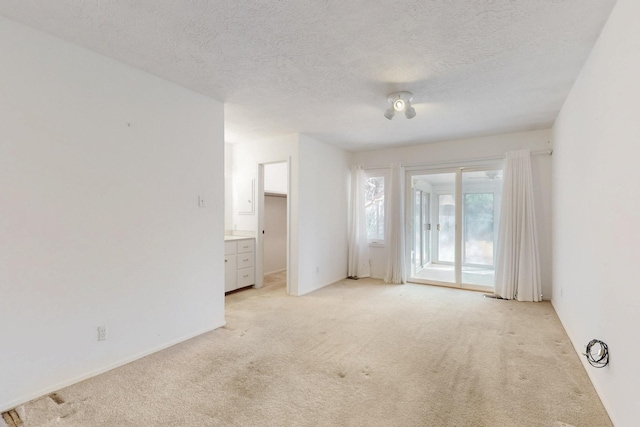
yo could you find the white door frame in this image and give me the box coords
[405,168,461,288]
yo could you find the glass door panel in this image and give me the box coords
[413,189,422,271]
[460,170,502,287]
[409,172,456,284]
[437,194,455,263]
[412,189,431,271]
[463,193,494,265]
[421,191,430,267]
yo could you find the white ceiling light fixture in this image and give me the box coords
[384,91,416,120]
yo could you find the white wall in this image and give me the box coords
[230,134,350,296]
[0,17,225,412]
[230,134,300,293]
[230,135,298,232]
[298,135,350,294]
[551,0,640,424]
[265,162,288,194]
[352,129,553,298]
[224,143,234,234]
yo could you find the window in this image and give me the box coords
[365,174,385,244]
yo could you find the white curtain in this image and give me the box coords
[348,165,371,278]
[495,150,542,301]
[384,162,406,284]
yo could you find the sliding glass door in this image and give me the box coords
[437,194,455,263]
[407,167,502,291]
[413,189,431,270]
[461,170,502,287]
[409,172,456,284]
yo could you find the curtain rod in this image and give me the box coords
[361,149,552,170]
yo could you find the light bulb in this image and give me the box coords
[393,98,405,112]
[384,108,395,120]
[405,105,416,119]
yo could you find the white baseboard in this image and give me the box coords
[550,301,614,426]
[0,321,226,413]
[298,275,348,296]
[264,268,286,276]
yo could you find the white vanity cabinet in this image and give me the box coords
[224,244,237,292]
[224,238,255,292]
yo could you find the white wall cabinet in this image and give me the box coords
[224,238,255,292]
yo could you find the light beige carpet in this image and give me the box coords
[263,270,287,288]
[8,278,611,426]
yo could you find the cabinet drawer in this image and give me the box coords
[237,268,255,287]
[225,241,237,255]
[237,240,255,254]
[237,252,254,269]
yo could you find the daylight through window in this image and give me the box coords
[365,175,385,243]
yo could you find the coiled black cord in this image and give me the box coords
[584,339,609,368]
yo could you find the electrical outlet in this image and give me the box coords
[316,267,320,274]
[97,325,108,341]
[198,195,206,207]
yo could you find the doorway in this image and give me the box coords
[407,167,502,291]
[258,161,290,293]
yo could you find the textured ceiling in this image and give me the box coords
[0,1,616,150]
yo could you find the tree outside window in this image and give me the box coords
[365,176,385,243]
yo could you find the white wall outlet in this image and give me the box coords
[97,325,108,341]
[316,267,319,274]
[198,195,206,207]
